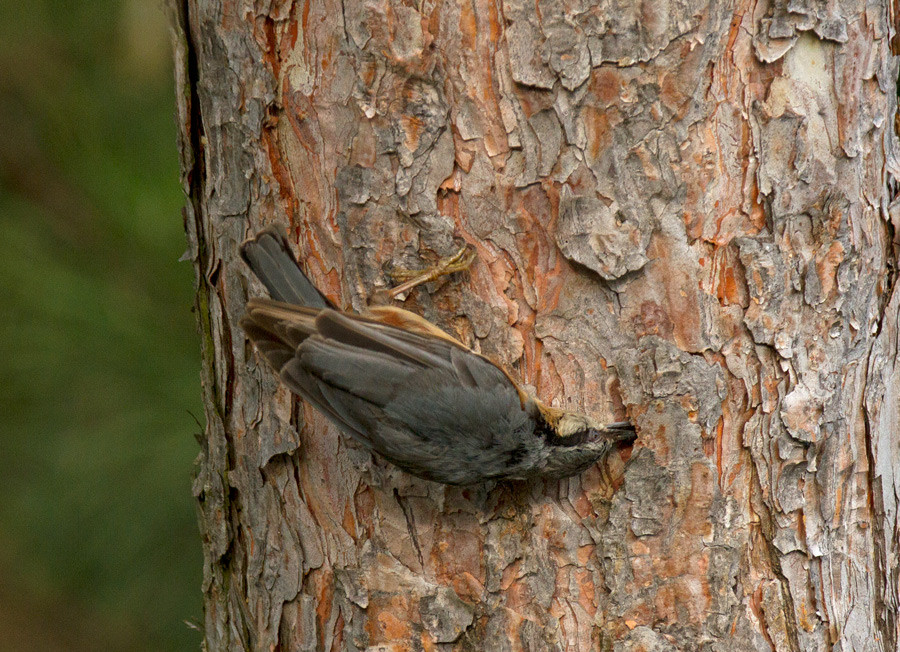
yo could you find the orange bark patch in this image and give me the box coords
[576,544,596,565]
[453,571,485,604]
[500,558,523,591]
[378,609,410,641]
[582,105,614,163]
[503,577,533,615]
[349,119,377,168]
[712,245,749,307]
[682,462,715,537]
[658,54,693,117]
[312,568,334,637]
[632,301,675,340]
[342,499,357,539]
[816,239,845,300]
[364,594,414,650]
[630,549,655,589]
[459,0,477,49]
[354,486,376,539]
[420,630,438,652]
[654,576,711,625]
[431,528,484,586]
[590,68,623,104]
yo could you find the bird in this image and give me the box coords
[239,227,636,485]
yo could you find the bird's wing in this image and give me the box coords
[364,304,533,408]
[363,305,469,347]
[242,300,536,482]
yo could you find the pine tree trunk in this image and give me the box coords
[171,0,900,649]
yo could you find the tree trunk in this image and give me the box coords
[171,0,900,649]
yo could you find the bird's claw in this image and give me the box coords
[385,245,476,300]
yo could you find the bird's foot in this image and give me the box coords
[382,245,476,301]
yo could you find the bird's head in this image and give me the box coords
[531,404,636,478]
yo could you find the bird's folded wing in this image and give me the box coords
[242,301,530,458]
[364,305,469,347]
[292,340,532,482]
[313,310,452,370]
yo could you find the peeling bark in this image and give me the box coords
[170,0,900,649]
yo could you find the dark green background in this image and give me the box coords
[0,2,201,650]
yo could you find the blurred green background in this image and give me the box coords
[0,2,201,651]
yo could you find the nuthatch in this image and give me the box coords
[240,228,635,485]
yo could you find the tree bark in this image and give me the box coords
[171,0,900,650]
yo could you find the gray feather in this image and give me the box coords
[299,336,417,406]
[315,310,452,370]
[241,228,332,308]
[280,358,373,446]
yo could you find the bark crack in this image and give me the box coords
[748,442,804,652]
[394,488,425,569]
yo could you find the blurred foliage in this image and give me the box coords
[0,1,201,651]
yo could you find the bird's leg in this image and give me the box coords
[382,245,476,301]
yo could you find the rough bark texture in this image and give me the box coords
[171,0,900,650]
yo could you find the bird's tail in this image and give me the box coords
[240,227,333,309]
